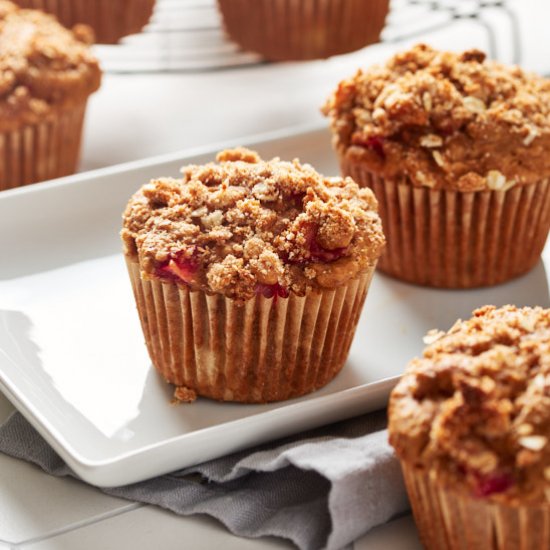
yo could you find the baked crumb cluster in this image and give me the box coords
[323,44,550,191]
[389,305,550,504]
[122,148,385,300]
[0,0,101,129]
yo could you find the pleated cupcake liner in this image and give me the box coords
[342,159,550,288]
[217,0,389,61]
[401,463,550,550]
[0,101,87,191]
[126,257,375,403]
[15,0,155,43]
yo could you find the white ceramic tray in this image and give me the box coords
[1,124,549,487]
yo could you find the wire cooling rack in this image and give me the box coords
[94,0,520,74]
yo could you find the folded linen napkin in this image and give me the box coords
[0,410,409,550]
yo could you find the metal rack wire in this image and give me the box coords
[385,0,521,62]
[94,0,520,74]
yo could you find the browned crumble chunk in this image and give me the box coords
[172,386,197,404]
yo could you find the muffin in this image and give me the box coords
[0,1,101,191]
[13,0,156,44]
[121,148,385,403]
[323,44,550,288]
[217,0,389,62]
[388,305,550,550]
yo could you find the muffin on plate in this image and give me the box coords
[389,305,550,550]
[0,1,101,191]
[323,44,550,288]
[217,0,389,61]
[13,0,156,44]
[121,148,385,403]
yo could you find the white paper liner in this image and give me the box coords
[401,463,550,550]
[0,101,87,191]
[126,258,375,403]
[343,159,550,288]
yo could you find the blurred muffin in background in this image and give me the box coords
[0,1,101,191]
[13,0,156,44]
[323,44,550,288]
[217,0,389,61]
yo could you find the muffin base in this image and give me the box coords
[343,160,550,288]
[126,258,375,403]
[0,101,87,191]
[401,463,550,550]
[217,0,389,61]
[15,0,156,43]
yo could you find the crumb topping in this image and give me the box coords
[323,44,550,191]
[122,148,385,300]
[0,1,101,129]
[389,305,550,505]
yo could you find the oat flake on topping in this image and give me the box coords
[121,148,385,301]
[0,0,101,130]
[322,43,550,191]
[389,305,550,505]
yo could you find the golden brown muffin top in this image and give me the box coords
[389,305,550,505]
[0,0,101,130]
[323,44,550,191]
[122,148,385,301]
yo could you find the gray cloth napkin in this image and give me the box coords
[0,410,409,550]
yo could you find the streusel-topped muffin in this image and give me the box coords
[0,0,101,189]
[389,305,550,549]
[323,44,550,288]
[122,148,384,403]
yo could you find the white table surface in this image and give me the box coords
[1,1,546,548]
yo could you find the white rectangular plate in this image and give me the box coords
[1,124,549,487]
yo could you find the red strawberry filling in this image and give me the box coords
[473,472,514,497]
[309,238,347,263]
[353,135,386,160]
[158,253,199,285]
[256,283,289,303]
[286,222,347,265]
